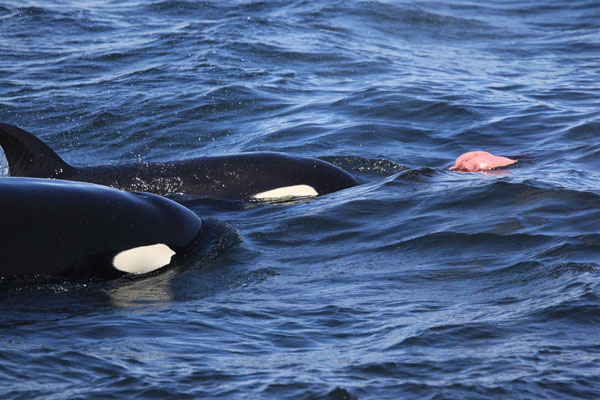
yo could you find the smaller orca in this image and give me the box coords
[0,123,358,201]
[0,177,204,283]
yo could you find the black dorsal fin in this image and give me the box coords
[0,122,71,177]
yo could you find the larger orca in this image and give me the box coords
[0,177,204,283]
[0,123,358,201]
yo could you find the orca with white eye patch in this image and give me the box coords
[0,123,358,201]
[0,177,204,283]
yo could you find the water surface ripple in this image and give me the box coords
[1,0,599,399]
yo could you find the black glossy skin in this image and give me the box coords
[0,178,203,281]
[0,123,358,200]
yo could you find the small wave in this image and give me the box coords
[331,87,482,123]
[525,279,600,325]
[146,0,217,15]
[494,261,596,279]
[346,1,501,41]
[564,120,600,142]
[309,387,358,400]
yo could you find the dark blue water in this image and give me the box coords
[1,1,599,398]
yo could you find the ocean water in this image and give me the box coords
[1,0,599,398]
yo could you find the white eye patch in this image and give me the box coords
[252,185,318,200]
[113,243,176,274]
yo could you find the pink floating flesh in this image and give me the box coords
[450,151,516,172]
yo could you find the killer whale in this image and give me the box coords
[0,123,358,201]
[0,177,204,283]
